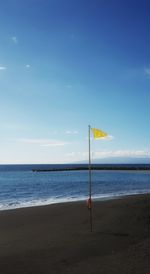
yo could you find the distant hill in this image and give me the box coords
[76,157,150,165]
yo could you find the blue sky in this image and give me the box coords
[1,0,150,164]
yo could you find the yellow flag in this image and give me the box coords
[91,128,108,139]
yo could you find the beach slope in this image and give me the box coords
[0,194,150,273]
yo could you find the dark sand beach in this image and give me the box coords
[0,194,150,274]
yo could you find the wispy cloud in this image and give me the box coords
[65,130,79,135]
[86,135,114,141]
[66,150,150,159]
[17,138,67,147]
[125,67,150,79]
[93,150,150,158]
[11,36,18,44]
[41,140,67,147]
[144,67,150,77]
[0,65,7,70]
[25,64,31,68]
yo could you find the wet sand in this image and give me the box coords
[0,194,150,273]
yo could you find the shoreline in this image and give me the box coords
[1,191,150,212]
[0,193,150,273]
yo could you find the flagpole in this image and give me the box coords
[88,125,93,232]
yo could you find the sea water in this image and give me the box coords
[0,164,150,210]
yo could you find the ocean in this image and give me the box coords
[0,164,150,211]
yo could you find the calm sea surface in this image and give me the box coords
[0,164,150,210]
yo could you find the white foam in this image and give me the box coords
[0,189,150,211]
[0,196,87,211]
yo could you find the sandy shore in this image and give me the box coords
[0,194,150,274]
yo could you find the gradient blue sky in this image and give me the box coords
[0,0,150,164]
